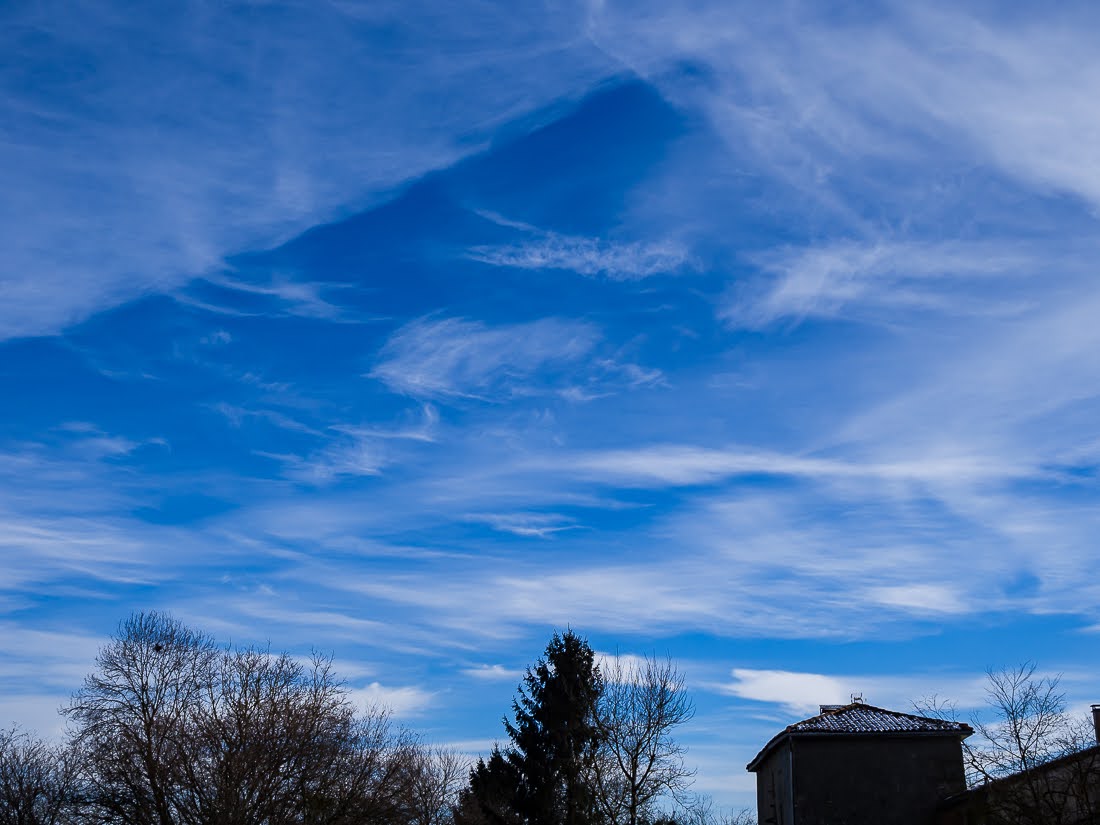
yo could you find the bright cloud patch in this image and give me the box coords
[370,316,599,399]
[721,669,989,717]
[462,664,525,681]
[347,682,434,718]
[566,444,1026,488]
[865,584,968,615]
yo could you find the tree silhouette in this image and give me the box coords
[506,630,604,825]
[459,630,605,825]
[594,655,695,825]
[62,611,441,825]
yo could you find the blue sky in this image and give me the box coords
[5,0,1100,809]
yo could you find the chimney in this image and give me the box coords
[1092,705,1100,744]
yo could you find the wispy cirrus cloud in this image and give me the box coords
[10,3,1100,812]
[209,403,324,437]
[370,316,599,400]
[0,626,106,691]
[263,406,439,483]
[565,443,1031,488]
[465,511,580,538]
[468,233,691,280]
[176,274,369,322]
[262,441,1100,642]
[587,2,1100,214]
[0,0,615,339]
[724,239,1045,328]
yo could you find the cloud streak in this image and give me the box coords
[565,443,1033,488]
[469,233,691,280]
[725,239,1046,328]
[370,316,599,400]
[717,667,989,716]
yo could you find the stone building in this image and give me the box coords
[746,702,972,825]
[747,701,1100,825]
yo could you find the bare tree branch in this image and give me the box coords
[917,662,1100,825]
[594,655,696,825]
[0,726,73,825]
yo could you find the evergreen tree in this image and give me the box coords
[453,748,523,825]
[456,630,605,825]
[506,630,604,825]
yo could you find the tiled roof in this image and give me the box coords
[746,703,972,771]
[790,703,972,734]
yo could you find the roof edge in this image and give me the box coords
[745,703,974,773]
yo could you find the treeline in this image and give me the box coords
[1,612,463,825]
[0,614,753,825]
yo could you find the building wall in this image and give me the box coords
[755,739,794,825]
[761,734,967,825]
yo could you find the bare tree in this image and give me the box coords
[64,611,218,825]
[0,727,73,825]
[972,664,1100,825]
[594,655,695,825]
[176,647,369,825]
[675,794,755,825]
[403,745,468,825]
[972,662,1073,781]
[917,663,1100,825]
[63,611,425,825]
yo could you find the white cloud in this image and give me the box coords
[347,682,435,717]
[594,651,653,681]
[370,316,599,399]
[721,669,853,716]
[586,2,1100,214]
[566,443,1029,488]
[0,511,165,591]
[232,604,394,639]
[466,512,579,538]
[227,431,1100,642]
[269,406,439,483]
[468,233,691,280]
[209,403,323,436]
[725,239,1044,328]
[0,626,105,692]
[462,664,525,681]
[179,274,366,322]
[864,584,969,616]
[282,437,388,481]
[719,668,989,717]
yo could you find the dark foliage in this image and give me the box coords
[453,748,523,825]
[458,631,604,825]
